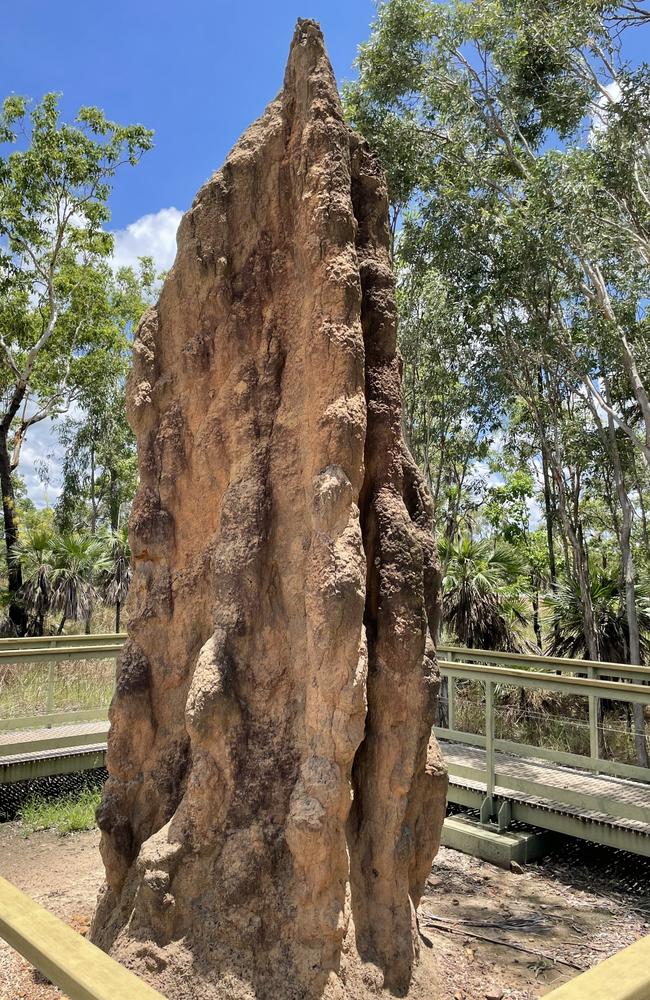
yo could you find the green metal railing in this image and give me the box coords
[439,643,650,682]
[1,636,650,997]
[0,632,124,649]
[1,634,648,788]
[435,659,650,822]
[438,645,650,778]
[0,635,122,738]
[436,645,650,837]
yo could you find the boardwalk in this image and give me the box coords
[3,721,650,854]
[2,637,650,855]
[442,739,650,855]
[0,722,108,784]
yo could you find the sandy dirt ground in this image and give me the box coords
[0,822,648,1000]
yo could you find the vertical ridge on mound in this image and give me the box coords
[91,19,447,1000]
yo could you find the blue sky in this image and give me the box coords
[1,1,376,505]
[2,2,376,233]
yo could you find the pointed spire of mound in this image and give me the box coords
[91,20,447,1000]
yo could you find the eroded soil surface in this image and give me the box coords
[0,822,648,1000]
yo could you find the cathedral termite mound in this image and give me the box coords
[91,19,448,1000]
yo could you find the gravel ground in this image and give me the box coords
[0,822,648,999]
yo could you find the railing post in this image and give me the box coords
[588,666,599,763]
[448,674,456,733]
[46,662,55,728]
[480,679,495,825]
[486,679,495,802]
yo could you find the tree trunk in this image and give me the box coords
[547,446,599,660]
[90,446,98,535]
[533,587,542,649]
[109,467,119,532]
[541,451,558,585]
[57,613,66,635]
[545,437,605,754]
[115,599,121,633]
[635,465,650,553]
[0,429,27,635]
[539,373,559,595]
[607,412,648,767]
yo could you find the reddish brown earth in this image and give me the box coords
[1,825,647,1000]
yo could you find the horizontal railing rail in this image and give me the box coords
[2,635,649,815]
[439,644,650,683]
[0,632,126,649]
[0,874,165,1000]
[0,643,123,665]
[0,641,120,739]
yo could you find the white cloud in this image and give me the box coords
[590,80,622,139]
[111,206,183,274]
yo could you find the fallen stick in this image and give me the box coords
[420,915,585,971]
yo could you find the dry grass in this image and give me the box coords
[450,680,648,765]
[0,659,114,722]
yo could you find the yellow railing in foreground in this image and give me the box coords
[0,875,165,1000]
[544,933,650,1000]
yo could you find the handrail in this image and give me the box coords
[439,644,650,681]
[543,933,650,999]
[0,874,165,999]
[437,658,650,823]
[441,660,650,704]
[1,636,648,799]
[0,641,120,737]
[0,633,126,648]
[0,643,122,664]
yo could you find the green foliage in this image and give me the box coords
[545,573,650,663]
[9,528,54,633]
[7,523,128,636]
[18,786,101,836]
[0,93,153,406]
[347,0,650,664]
[55,259,156,534]
[484,469,535,544]
[440,533,533,650]
[0,92,152,633]
[50,532,110,630]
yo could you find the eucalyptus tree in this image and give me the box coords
[56,259,157,534]
[398,266,500,539]
[345,0,650,671]
[0,93,152,633]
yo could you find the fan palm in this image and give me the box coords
[10,528,55,635]
[440,534,533,652]
[51,532,111,634]
[545,574,650,663]
[98,525,132,631]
